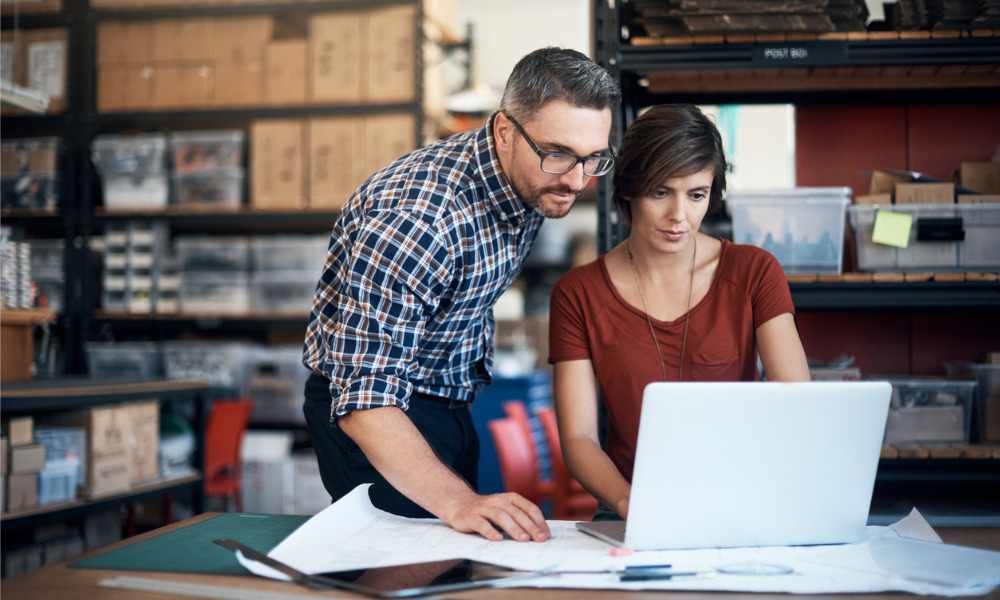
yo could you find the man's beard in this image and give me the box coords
[510,178,582,219]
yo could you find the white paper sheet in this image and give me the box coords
[236,485,999,596]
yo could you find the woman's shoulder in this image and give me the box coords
[720,238,782,268]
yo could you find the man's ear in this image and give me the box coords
[494,112,514,153]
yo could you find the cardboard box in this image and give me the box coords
[125,401,159,484]
[959,162,1000,195]
[1,31,22,86]
[870,170,911,195]
[250,119,306,210]
[7,472,38,511]
[96,65,154,112]
[264,39,307,106]
[150,63,213,109]
[46,406,130,498]
[212,16,273,63]
[1,437,8,476]
[0,0,61,16]
[10,443,46,474]
[213,60,263,108]
[22,28,68,114]
[365,6,417,103]
[894,182,954,205]
[364,113,417,178]
[151,18,214,63]
[308,117,365,210]
[96,20,152,65]
[308,11,363,103]
[3,417,34,447]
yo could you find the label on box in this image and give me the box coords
[872,210,913,248]
[28,41,65,98]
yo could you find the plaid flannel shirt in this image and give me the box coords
[303,114,543,418]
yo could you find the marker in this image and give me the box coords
[619,570,702,582]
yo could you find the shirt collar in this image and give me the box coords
[475,112,532,224]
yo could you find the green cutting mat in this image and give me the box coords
[70,513,310,574]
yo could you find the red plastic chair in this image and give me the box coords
[204,398,254,512]
[501,400,555,504]
[535,406,600,520]
[487,418,542,502]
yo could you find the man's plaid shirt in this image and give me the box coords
[303,114,544,418]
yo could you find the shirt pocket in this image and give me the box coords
[689,347,741,382]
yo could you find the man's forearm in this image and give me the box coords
[337,405,477,517]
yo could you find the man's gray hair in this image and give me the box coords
[500,47,621,123]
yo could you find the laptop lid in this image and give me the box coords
[582,381,891,551]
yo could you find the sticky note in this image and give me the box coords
[871,210,913,248]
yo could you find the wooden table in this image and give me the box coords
[2,513,999,600]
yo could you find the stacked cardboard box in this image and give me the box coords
[250,113,416,211]
[95,6,418,112]
[2,416,45,513]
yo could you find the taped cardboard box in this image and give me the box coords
[308,11,363,103]
[894,182,954,205]
[213,60,263,108]
[250,119,306,210]
[365,5,417,103]
[150,63,213,109]
[96,64,154,112]
[0,0,62,16]
[44,406,130,498]
[150,18,214,63]
[22,28,68,114]
[2,416,34,447]
[959,161,1000,195]
[7,473,38,511]
[125,401,160,484]
[212,16,273,63]
[96,20,152,65]
[308,117,364,210]
[264,39,307,106]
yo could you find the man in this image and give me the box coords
[302,47,621,543]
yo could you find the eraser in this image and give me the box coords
[610,547,634,557]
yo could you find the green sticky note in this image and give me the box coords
[871,210,913,248]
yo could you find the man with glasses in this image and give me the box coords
[303,47,620,543]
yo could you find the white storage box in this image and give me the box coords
[169,129,245,174]
[848,203,1000,272]
[100,172,169,209]
[727,187,850,275]
[171,167,244,207]
[91,133,167,175]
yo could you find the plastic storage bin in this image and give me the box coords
[171,167,244,207]
[1,174,61,210]
[162,340,252,390]
[727,187,850,274]
[179,273,251,313]
[168,129,245,174]
[848,203,1000,272]
[882,377,976,444]
[250,235,328,273]
[100,173,169,209]
[250,274,315,313]
[37,458,80,506]
[91,133,167,175]
[175,236,250,274]
[244,345,312,424]
[944,361,1000,443]
[85,341,162,378]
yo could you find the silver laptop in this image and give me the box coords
[577,381,891,551]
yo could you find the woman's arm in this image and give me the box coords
[553,359,632,518]
[756,312,811,382]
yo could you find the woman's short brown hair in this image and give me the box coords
[612,104,727,226]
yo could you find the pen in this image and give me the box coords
[618,570,703,582]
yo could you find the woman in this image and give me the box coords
[548,104,810,520]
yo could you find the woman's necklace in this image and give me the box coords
[626,236,697,382]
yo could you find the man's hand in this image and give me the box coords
[339,406,550,543]
[442,490,550,543]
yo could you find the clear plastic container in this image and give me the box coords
[944,361,1000,443]
[162,340,252,390]
[91,133,168,175]
[171,167,244,207]
[249,235,328,274]
[168,129,245,174]
[727,187,850,275]
[1,174,61,210]
[848,203,1000,272]
[85,341,162,378]
[179,273,251,313]
[249,273,315,313]
[175,236,250,274]
[882,377,976,444]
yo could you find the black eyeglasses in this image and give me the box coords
[506,114,616,177]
